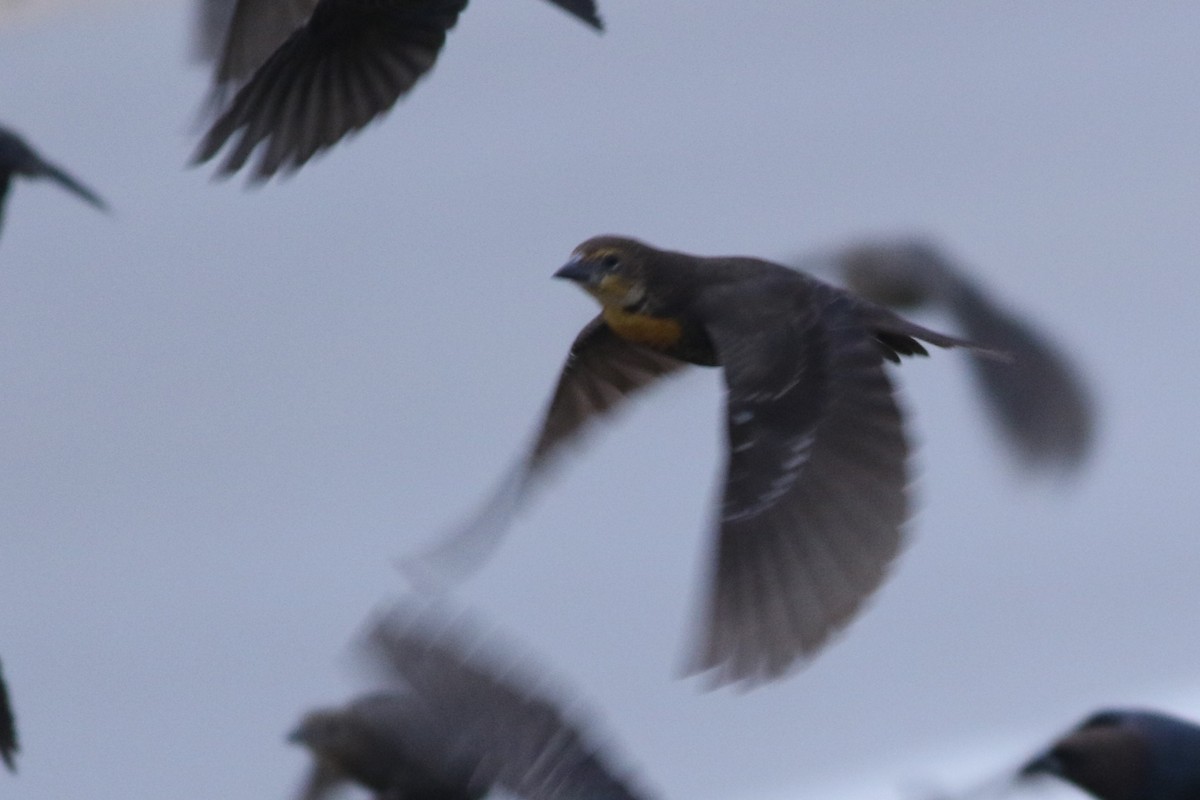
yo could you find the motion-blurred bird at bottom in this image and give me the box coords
[0,658,17,773]
[193,0,603,181]
[288,605,652,800]
[406,236,999,687]
[0,125,107,242]
[1016,709,1200,800]
[833,239,1095,473]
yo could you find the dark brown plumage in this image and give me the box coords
[837,239,1095,473]
[0,658,17,773]
[0,125,107,240]
[407,236,991,687]
[289,606,651,800]
[193,0,603,181]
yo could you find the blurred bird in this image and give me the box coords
[193,0,603,181]
[406,235,996,687]
[0,658,17,773]
[288,605,651,800]
[0,125,107,241]
[834,239,1095,473]
[1017,709,1200,800]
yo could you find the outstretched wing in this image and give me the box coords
[402,316,685,584]
[194,0,469,180]
[30,159,108,212]
[948,281,1095,470]
[362,608,651,800]
[541,0,603,29]
[527,316,686,465]
[837,240,1093,471]
[0,659,17,773]
[836,239,943,310]
[0,127,107,225]
[686,282,912,686]
[204,0,319,83]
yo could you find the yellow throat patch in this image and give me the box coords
[601,305,683,350]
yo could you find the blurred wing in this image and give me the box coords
[686,285,910,686]
[33,159,108,212]
[363,610,651,800]
[401,316,684,585]
[210,0,320,84]
[0,128,105,220]
[948,283,1095,470]
[0,659,17,772]
[194,0,468,180]
[836,240,947,311]
[541,0,603,29]
[836,239,1093,471]
[527,316,687,465]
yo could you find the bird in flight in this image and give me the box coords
[288,604,652,800]
[833,238,1095,473]
[193,0,603,181]
[407,235,997,687]
[0,125,107,242]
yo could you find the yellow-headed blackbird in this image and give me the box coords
[0,658,16,773]
[408,236,993,687]
[1016,709,1200,800]
[0,125,107,240]
[836,239,1094,472]
[193,0,603,181]
[289,605,651,800]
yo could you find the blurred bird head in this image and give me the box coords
[554,236,656,312]
[1018,709,1200,800]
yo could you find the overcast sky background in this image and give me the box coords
[2,2,1200,799]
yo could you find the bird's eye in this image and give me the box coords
[600,254,620,270]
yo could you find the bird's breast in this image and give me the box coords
[602,306,685,351]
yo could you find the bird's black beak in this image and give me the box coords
[1018,750,1064,778]
[553,257,600,285]
[286,726,308,745]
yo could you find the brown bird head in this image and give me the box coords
[1019,711,1152,800]
[554,236,659,314]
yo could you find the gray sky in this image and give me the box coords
[2,2,1199,799]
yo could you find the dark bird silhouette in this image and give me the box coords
[289,606,651,800]
[193,0,603,181]
[0,125,107,240]
[406,236,995,687]
[0,658,17,773]
[835,239,1095,473]
[1018,709,1200,800]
